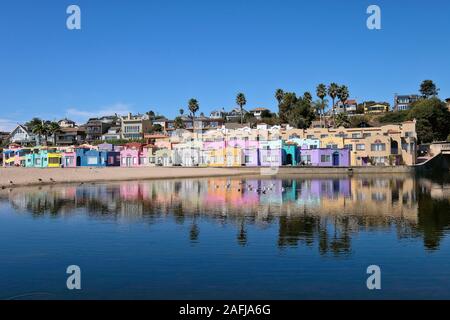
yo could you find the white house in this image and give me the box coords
[8,125,36,145]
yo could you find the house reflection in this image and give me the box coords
[2,175,450,252]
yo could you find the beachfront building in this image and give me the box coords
[227,128,259,166]
[259,140,283,167]
[75,147,120,167]
[282,141,299,166]
[298,148,350,167]
[282,121,417,166]
[155,148,173,166]
[120,142,149,167]
[173,140,203,167]
[3,145,31,167]
[25,148,62,168]
[61,147,77,168]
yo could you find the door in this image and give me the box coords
[76,156,81,167]
[126,157,132,167]
[332,152,340,166]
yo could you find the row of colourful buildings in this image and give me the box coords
[2,121,418,168]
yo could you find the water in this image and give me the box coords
[0,174,450,299]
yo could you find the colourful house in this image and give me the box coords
[298,148,350,167]
[3,145,30,167]
[25,148,62,168]
[155,148,173,166]
[227,139,259,166]
[259,140,282,167]
[76,147,120,167]
[120,143,148,167]
[282,141,300,166]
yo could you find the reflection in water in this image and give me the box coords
[2,175,450,254]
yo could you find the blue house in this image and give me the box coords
[75,148,120,167]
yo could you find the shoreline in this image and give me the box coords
[0,166,416,189]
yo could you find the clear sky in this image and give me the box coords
[0,0,449,131]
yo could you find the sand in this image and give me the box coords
[0,166,261,188]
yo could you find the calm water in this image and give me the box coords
[1,174,450,299]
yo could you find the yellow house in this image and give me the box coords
[320,136,345,149]
[47,152,62,168]
[364,103,389,114]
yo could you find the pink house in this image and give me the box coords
[61,147,78,168]
[120,143,148,167]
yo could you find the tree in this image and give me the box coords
[316,84,327,126]
[188,98,199,120]
[47,121,61,146]
[173,116,186,129]
[420,80,439,99]
[303,92,312,104]
[236,93,247,124]
[25,117,43,131]
[334,113,351,128]
[151,124,163,133]
[275,89,284,106]
[406,97,450,143]
[31,121,48,146]
[146,110,156,120]
[337,85,350,113]
[285,96,316,129]
[327,83,339,121]
[278,92,297,123]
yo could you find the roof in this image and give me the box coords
[251,107,269,112]
[124,142,144,149]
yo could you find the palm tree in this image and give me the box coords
[47,122,61,146]
[25,117,43,131]
[303,92,313,104]
[188,98,199,121]
[31,121,48,146]
[316,84,327,127]
[327,83,339,122]
[236,93,247,124]
[337,85,350,114]
[275,89,284,106]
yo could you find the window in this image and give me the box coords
[326,144,338,149]
[352,133,361,138]
[363,133,371,138]
[87,157,98,165]
[356,144,365,151]
[321,155,331,163]
[310,145,317,149]
[344,144,353,151]
[245,155,252,163]
[49,157,60,165]
[320,134,329,138]
[371,143,386,152]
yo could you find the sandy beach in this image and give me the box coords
[0,167,261,188]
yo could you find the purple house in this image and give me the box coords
[227,139,259,166]
[259,140,283,167]
[298,148,350,167]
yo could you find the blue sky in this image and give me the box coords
[0,0,449,131]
